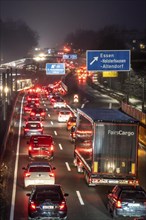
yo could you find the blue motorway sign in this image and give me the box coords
[86,50,130,72]
[63,54,77,59]
[46,63,65,75]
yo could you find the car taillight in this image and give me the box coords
[25,172,31,177]
[24,128,30,131]
[38,128,43,131]
[30,112,35,116]
[29,145,32,150]
[30,202,36,211]
[116,200,122,208]
[41,112,45,116]
[50,145,54,151]
[73,133,76,137]
[49,172,54,177]
[59,201,66,210]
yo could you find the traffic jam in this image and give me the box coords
[11,78,146,220]
[21,83,75,220]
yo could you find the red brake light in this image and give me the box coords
[38,128,43,131]
[41,112,45,116]
[30,112,35,116]
[29,145,32,150]
[30,202,36,210]
[24,128,30,131]
[59,201,66,210]
[49,172,54,177]
[116,200,122,208]
[25,172,31,177]
[50,145,54,151]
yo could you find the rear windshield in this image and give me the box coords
[29,166,51,172]
[33,136,52,144]
[32,108,43,113]
[36,191,61,201]
[121,191,146,200]
[60,112,70,115]
[70,117,76,122]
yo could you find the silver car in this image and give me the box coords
[22,162,56,188]
[23,122,43,137]
[107,185,146,218]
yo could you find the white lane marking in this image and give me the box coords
[54,130,57,135]
[81,104,85,108]
[76,191,85,205]
[44,104,46,107]
[48,114,50,117]
[50,121,53,125]
[65,162,71,171]
[59,143,63,150]
[10,96,24,220]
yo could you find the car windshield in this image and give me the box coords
[36,191,61,201]
[29,166,51,172]
[60,112,70,115]
[33,136,52,144]
[70,117,76,122]
[121,190,146,200]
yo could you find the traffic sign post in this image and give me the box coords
[46,63,65,75]
[86,50,130,72]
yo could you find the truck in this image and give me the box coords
[73,108,139,186]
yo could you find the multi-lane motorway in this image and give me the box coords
[3,77,146,220]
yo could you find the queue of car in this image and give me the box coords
[22,83,70,220]
[21,82,146,220]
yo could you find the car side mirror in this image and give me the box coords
[52,167,56,170]
[22,167,26,170]
[27,141,29,144]
[26,193,31,197]
[64,193,69,197]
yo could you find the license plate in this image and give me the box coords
[33,148,40,150]
[108,180,118,184]
[36,114,40,116]
[43,205,54,209]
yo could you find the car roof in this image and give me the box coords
[115,185,144,191]
[35,184,62,191]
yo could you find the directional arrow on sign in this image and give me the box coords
[90,56,98,65]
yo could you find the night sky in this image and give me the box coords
[1,0,146,48]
